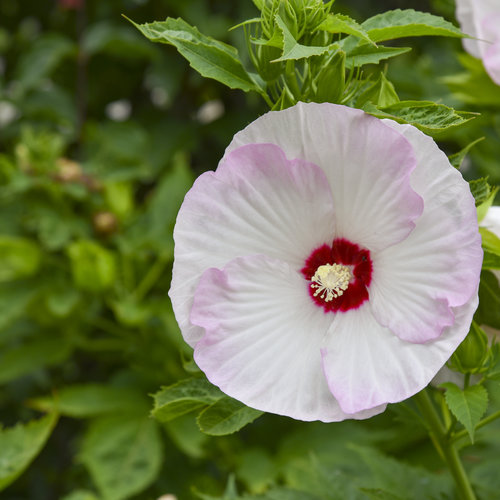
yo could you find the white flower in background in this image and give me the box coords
[169,102,482,422]
[456,0,500,85]
[481,205,500,339]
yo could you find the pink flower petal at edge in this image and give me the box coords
[322,295,479,414]
[456,0,500,85]
[225,102,424,253]
[169,143,336,346]
[484,37,500,86]
[191,254,386,422]
[368,121,483,343]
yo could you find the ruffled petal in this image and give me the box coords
[456,0,483,57]
[322,297,478,414]
[169,143,336,346]
[191,254,386,422]
[225,102,423,253]
[369,121,482,343]
[484,37,500,86]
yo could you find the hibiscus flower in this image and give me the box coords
[455,0,500,85]
[169,102,482,422]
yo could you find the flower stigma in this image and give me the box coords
[311,263,352,302]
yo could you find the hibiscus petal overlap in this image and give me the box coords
[169,102,482,422]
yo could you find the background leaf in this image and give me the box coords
[0,413,58,491]
[79,415,162,500]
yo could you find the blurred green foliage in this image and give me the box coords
[1,1,500,499]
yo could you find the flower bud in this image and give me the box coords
[449,321,489,373]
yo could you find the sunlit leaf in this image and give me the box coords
[197,397,263,436]
[129,17,258,92]
[441,383,488,442]
[152,377,224,423]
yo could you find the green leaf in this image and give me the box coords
[273,14,332,62]
[0,280,38,331]
[477,270,500,329]
[195,475,240,500]
[82,22,156,59]
[67,240,117,292]
[318,13,374,46]
[14,34,75,94]
[0,236,41,282]
[129,17,258,92]
[443,54,500,106]
[164,414,208,459]
[61,491,100,500]
[477,187,499,223]
[469,177,493,207]
[355,73,399,108]
[482,251,500,270]
[448,137,485,169]
[152,377,224,423]
[362,9,464,43]
[441,383,488,442]
[0,413,58,491]
[29,384,149,418]
[363,100,475,135]
[345,45,411,67]
[313,50,345,103]
[0,335,73,384]
[80,415,162,500]
[450,321,489,373]
[480,227,500,256]
[360,489,405,500]
[197,396,263,436]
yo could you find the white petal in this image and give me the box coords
[482,205,500,282]
[191,254,386,422]
[322,296,478,414]
[369,121,483,343]
[169,143,336,346]
[226,102,423,253]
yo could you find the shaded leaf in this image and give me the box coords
[0,413,58,491]
[29,384,149,418]
[449,137,485,169]
[80,415,162,500]
[67,240,117,292]
[477,270,500,329]
[0,236,41,282]
[0,335,72,384]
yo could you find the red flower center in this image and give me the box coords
[301,238,373,313]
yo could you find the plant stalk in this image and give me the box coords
[414,389,477,500]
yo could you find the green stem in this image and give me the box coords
[285,60,301,99]
[452,409,500,443]
[414,389,477,500]
[133,255,168,301]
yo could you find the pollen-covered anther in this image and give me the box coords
[311,263,352,302]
